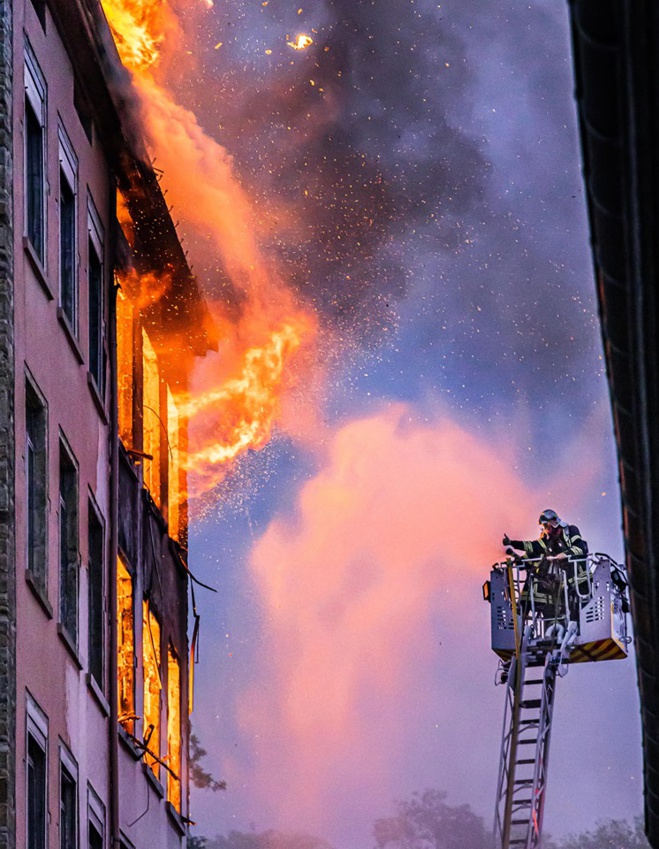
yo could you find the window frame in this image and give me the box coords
[87,195,105,394]
[58,124,78,334]
[59,743,78,849]
[24,40,47,266]
[26,694,49,849]
[58,434,79,645]
[87,785,105,849]
[87,497,105,692]
[25,370,48,593]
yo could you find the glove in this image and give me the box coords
[505,547,515,556]
[502,534,511,546]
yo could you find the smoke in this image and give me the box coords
[220,405,539,841]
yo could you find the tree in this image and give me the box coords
[189,732,227,792]
[202,830,335,849]
[373,789,491,849]
[548,816,650,849]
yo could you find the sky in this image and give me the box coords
[130,0,646,844]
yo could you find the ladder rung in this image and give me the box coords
[519,719,539,725]
[520,699,542,709]
[514,779,533,785]
[512,818,531,824]
[524,679,544,685]
[517,738,537,744]
[516,758,535,765]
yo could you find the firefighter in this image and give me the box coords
[503,509,589,625]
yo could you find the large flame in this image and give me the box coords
[102,0,320,501]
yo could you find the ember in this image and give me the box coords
[288,34,314,51]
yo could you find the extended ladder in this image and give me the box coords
[494,634,558,849]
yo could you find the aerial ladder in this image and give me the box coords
[483,553,630,849]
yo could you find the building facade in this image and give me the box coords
[0,1,215,847]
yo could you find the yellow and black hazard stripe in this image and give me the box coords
[569,638,627,663]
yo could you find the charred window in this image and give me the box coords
[25,42,46,265]
[142,600,162,778]
[117,557,135,733]
[58,127,78,332]
[116,288,135,447]
[59,749,78,849]
[26,375,48,591]
[27,697,48,849]
[167,645,182,810]
[59,440,79,643]
[88,200,105,394]
[142,329,162,507]
[87,789,105,849]
[88,505,104,690]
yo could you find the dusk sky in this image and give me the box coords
[120,0,645,844]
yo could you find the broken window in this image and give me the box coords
[59,439,79,643]
[167,645,182,810]
[116,288,134,448]
[58,126,78,332]
[167,387,180,540]
[117,557,135,733]
[26,375,48,592]
[142,599,162,778]
[25,42,46,265]
[142,329,162,507]
[88,505,104,690]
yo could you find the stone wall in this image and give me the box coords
[0,0,15,847]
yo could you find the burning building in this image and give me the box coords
[0,0,216,846]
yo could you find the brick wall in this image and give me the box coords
[0,0,15,847]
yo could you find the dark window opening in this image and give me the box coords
[88,509,104,689]
[60,765,77,849]
[27,734,47,849]
[88,238,104,393]
[60,171,76,329]
[26,379,47,590]
[74,83,93,145]
[59,443,78,642]
[88,821,103,849]
[26,99,45,263]
[29,0,46,29]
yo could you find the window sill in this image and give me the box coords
[23,236,53,300]
[57,307,84,364]
[25,569,53,618]
[118,724,141,759]
[87,373,108,423]
[143,762,165,798]
[57,623,83,669]
[87,673,110,716]
[166,801,187,836]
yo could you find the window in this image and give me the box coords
[25,42,46,264]
[26,375,48,590]
[142,329,161,506]
[60,746,78,849]
[142,600,161,778]
[167,388,180,540]
[27,696,48,849]
[87,787,105,849]
[167,645,181,810]
[88,505,104,690]
[116,288,134,447]
[59,439,79,643]
[117,557,135,733]
[59,127,78,331]
[88,198,105,393]
[28,0,46,30]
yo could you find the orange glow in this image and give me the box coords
[167,387,181,539]
[143,600,162,777]
[116,288,135,448]
[288,34,314,50]
[117,557,135,733]
[167,645,182,811]
[116,189,135,248]
[142,329,162,507]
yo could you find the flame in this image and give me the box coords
[288,34,314,51]
[103,0,320,502]
[182,316,315,496]
[101,0,169,72]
